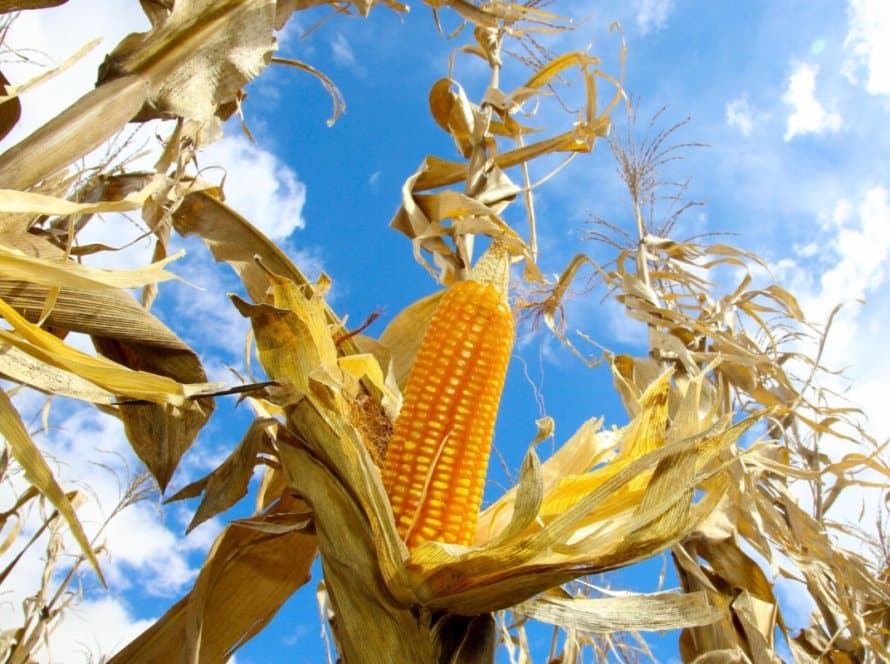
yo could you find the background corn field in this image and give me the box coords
[0,1,888,662]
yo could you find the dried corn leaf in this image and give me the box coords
[100,0,278,124]
[0,257,216,491]
[0,71,21,142]
[163,180,309,299]
[0,289,218,490]
[429,78,478,158]
[0,388,103,582]
[94,335,216,492]
[0,244,181,291]
[0,75,148,191]
[0,281,194,350]
[108,493,316,664]
[0,344,116,404]
[0,37,99,105]
[167,417,277,532]
[0,0,67,10]
[514,590,723,633]
[0,297,217,406]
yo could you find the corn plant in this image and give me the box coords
[0,1,886,663]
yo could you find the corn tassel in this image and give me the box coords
[382,261,514,550]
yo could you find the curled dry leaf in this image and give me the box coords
[167,417,279,533]
[391,43,621,284]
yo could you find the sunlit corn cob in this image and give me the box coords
[382,273,514,550]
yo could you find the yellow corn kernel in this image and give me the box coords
[382,278,514,550]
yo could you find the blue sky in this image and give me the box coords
[1,0,888,662]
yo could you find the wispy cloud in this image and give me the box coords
[725,95,760,137]
[330,31,355,68]
[634,0,675,36]
[844,0,890,98]
[782,62,842,141]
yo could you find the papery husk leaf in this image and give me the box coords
[528,372,672,527]
[278,440,434,663]
[514,590,723,633]
[338,352,402,423]
[488,447,544,547]
[476,415,614,543]
[232,279,404,567]
[108,493,315,664]
[377,289,443,389]
[0,388,103,583]
[408,421,746,615]
[167,417,277,532]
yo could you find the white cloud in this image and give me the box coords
[42,597,155,664]
[779,187,890,325]
[634,0,675,36]
[782,63,842,141]
[0,5,151,147]
[844,0,890,97]
[199,134,307,240]
[725,95,756,136]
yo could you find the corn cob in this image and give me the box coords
[382,263,514,550]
